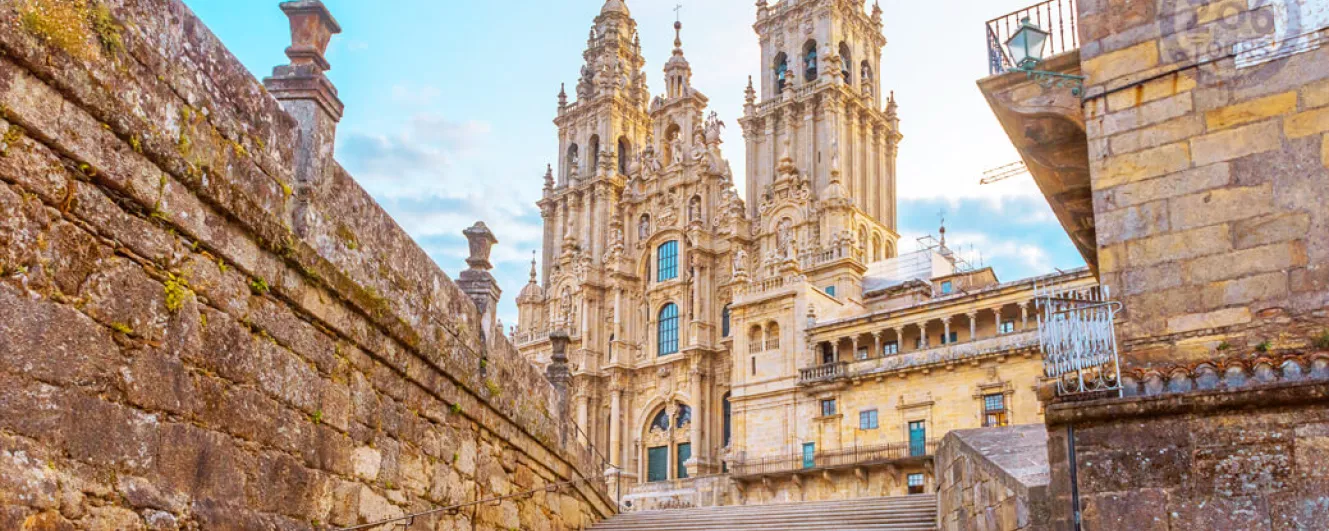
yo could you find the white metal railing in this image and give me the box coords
[1036,281,1122,397]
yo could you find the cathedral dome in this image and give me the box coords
[516,255,545,305]
[517,280,545,305]
[601,0,629,16]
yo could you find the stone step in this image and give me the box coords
[590,495,938,531]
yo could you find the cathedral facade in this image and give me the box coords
[513,0,1092,509]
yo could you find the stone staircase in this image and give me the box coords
[589,495,938,531]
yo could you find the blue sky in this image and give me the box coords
[184,0,1084,327]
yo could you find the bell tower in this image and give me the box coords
[541,0,653,283]
[740,0,902,240]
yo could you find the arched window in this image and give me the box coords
[658,303,679,356]
[618,136,631,175]
[722,393,732,447]
[722,304,732,337]
[766,322,781,351]
[650,409,670,432]
[657,241,679,282]
[803,40,818,81]
[566,144,579,181]
[774,52,789,92]
[861,60,874,97]
[749,325,763,353]
[674,404,692,428]
[589,135,601,171]
[872,234,883,262]
[858,226,868,249]
[839,42,853,84]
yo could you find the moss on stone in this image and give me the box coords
[163,275,191,313]
[249,277,270,295]
[1314,331,1329,351]
[1,124,26,156]
[129,135,142,154]
[18,0,121,60]
[110,322,132,335]
[485,379,501,396]
[336,223,360,251]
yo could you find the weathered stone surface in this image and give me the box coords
[0,2,609,529]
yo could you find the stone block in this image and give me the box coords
[1083,40,1160,85]
[63,392,161,476]
[1092,142,1192,189]
[1168,184,1274,231]
[1212,271,1290,306]
[1120,263,1183,296]
[1323,135,1329,169]
[1167,495,1273,530]
[1192,441,1293,496]
[1109,114,1205,155]
[1166,307,1253,334]
[1285,106,1329,139]
[1125,224,1230,267]
[1080,489,1169,531]
[1233,212,1312,250]
[1190,120,1283,167]
[1091,93,1194,138]
[1097,162,1230,210]
[1184,242,1302,284]
[1096,200,1170,245]
[1291,266,1329,293]
[1304,78,1329,109]
[0,284,123,393]
[153,423,252,502]
[123,348,199,417]
[1205,91,1298,130]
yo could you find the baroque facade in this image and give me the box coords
[513,0,1091,509]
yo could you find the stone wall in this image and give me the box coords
[1045,381,1329,529]
[0,0,611,529]
[936,425,1050,531]
[1078,0,1329,370]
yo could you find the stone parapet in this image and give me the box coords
[0,0,609,528]
[936,425,1051,531]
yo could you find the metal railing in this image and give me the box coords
[1036,281,1122,397]
[987,0,1080,75]
[731,440,940,478]
[798,361,849,384]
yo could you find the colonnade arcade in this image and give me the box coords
[812,300,1036,365]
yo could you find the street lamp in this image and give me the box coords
[1005,18,1085,96]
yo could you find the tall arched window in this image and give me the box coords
[774,52,789,92]
[803,40,818,81]
[658,303,679,356]
[839,42,853,84]
[618,136,631,175]
[657,241,679,282]
[722,393,732,447]
[589,135,601,171]
[872,234,883,262]
[566,144,579,181]
[722,304,732,337]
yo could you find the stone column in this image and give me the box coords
[894,326,905,353]
[688,367,705,476]
[851,337,860,360]
[873,332,882,359]
[263,0,343,237]
[1022,302,1031,330]
[610,385,624,467]
[942,317,952,345]
[547,331,572,444]
[967,311,978,341]
[577,391,590,445]
[994,307,1004,334]
[916,322,928,349]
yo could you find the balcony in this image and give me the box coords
[799,331,1040,386]
[731,440,940,480]
[980,1,1095,271]
[798,361,848,385]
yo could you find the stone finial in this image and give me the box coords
[280,1,341,71]
[463,222,498,271]
[457,222,502,338]
[744,75,756,109]
[543,164,555,192]
[872,1,883,25]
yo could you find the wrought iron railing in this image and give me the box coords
[731,440,939,478]
[986,0,1080,75]
[798,361,848,385]
[1036,281,1122,397]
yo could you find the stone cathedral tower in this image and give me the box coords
[515,0,908,502]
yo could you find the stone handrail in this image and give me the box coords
[731,439,940,478]
[798,361,849,385]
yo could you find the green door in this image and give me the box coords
[803,442,816,469]
[909,421,927,456]
[647,446,668,482]
[676,443,692,479]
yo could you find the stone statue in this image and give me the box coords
[688,196,702,223]
[733,249,748,274]
[670,135,685,165]
[691,128,707,162]
[704,111,725,145]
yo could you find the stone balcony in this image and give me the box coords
[730,440,940,481]
[800,331,1040,386]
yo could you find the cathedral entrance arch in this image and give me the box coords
[640,402,693,482]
